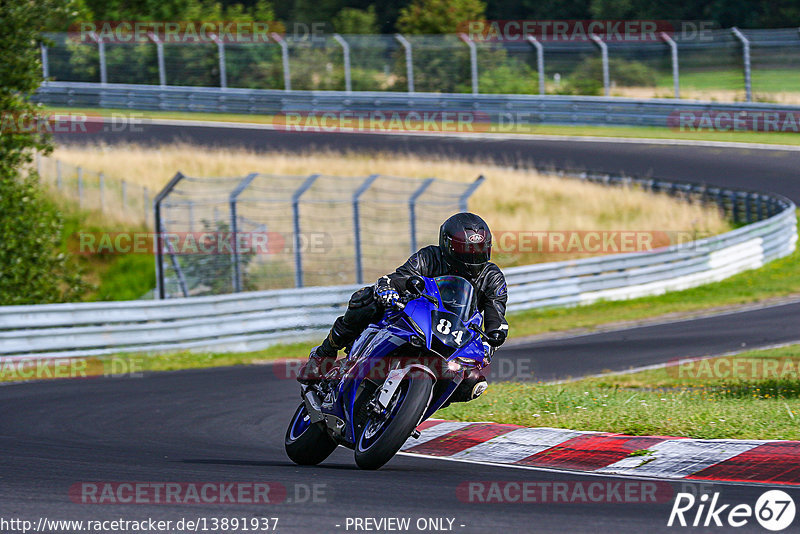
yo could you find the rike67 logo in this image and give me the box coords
[668,490,796,531]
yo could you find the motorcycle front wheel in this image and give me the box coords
[354,370,433,470]
[285,402,338,465]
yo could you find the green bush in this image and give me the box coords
[0,175,87,304]
[567,57,659,93]
[561,77,604,96]
[0,0,88,305]
[473,62,540,95]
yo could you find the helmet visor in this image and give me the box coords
[449,234,491,265]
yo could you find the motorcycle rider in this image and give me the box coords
[297,212,508,401]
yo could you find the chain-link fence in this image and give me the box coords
[39,28,800,102]
[154,172,483,299]
[35,154,152,226]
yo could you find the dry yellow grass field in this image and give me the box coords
[611,87,800,105]
[52,143,731,273]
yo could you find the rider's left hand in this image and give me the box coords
[374,278,400,307]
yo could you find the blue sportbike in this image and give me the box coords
[285,275,493,470]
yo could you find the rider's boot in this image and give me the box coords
[297,336,339,384]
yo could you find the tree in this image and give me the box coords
[0,0,86,304]
[333,6,379,34]
[397,0,486,34]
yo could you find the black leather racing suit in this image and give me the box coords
[325,245,509,351]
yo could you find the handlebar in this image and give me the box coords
[469,322,491,342]
[392,290,437,311]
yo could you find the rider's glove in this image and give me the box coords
[374,276,400,308]
[486,328,507,348]
[482,341,495,365]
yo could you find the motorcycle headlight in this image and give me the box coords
[455,357,478,369]
[447,360,462,372]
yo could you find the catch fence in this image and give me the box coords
[154,172,483,298]
[38,28,800,102]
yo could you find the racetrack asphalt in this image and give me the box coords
[2,364,798,534]
[12,125,795,532]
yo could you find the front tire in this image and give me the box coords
[285,403,338,465]
[354,370,433,470]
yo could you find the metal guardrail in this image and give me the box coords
[1,170,796,359]
[34,81,800,129]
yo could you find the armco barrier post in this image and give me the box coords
[292,174,320,288]
[731,27,752,102]
[154,173,185,299]
[188,200,194,231]
[458,33,479,95]
[210,34,227,89]
[660,32,680,98]
[525,36,545,95]
[271,33,291,91]
[589,34,609,96]
[77,167,83,208]
[229,173,258,293]
[333,34,352,93]
[394,34,414,93]
[409,178,435,254]
[40,43,49,82]
[148,32,166,87]
[143,187,150,225]
[88,32,107,85]
[352,174,380,284]
[99,172,105,212]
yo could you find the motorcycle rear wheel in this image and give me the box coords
[285,402,338,465]
[354,370,433,470]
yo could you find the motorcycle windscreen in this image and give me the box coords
[433,275,476,320]
[430,309,475,357]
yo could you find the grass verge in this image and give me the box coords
[438,344,800,440]
[58,203,154,301]
[44,106,800,147]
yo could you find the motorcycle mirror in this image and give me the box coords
[405,276,426,295]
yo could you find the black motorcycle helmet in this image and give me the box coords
[439,212,492,279]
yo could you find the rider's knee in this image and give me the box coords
[348,286,375,310]
[342,287,381,326]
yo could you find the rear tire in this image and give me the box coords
[285,403,338,465]
[354,370,433,470]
